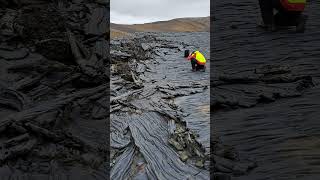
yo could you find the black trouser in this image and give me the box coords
[258,0,302,26]
[191,58,204,70]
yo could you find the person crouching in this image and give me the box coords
[187,50,206,72]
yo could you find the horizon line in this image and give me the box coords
[111,16,209,25]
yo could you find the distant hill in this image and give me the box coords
[111,16,209,38]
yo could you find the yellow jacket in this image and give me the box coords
[188,51,206,65]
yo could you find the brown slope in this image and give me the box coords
[111,17,209,38]
[110,28,131,38]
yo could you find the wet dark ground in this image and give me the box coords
[146,32,210,151]
[110,32,210,179]
[0,1,109,179]
[213,0,320,179]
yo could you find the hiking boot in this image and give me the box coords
[296,15,308,33]
[257,20,268,28]
[258,21,277,32]
[266,23,278,32]
[264,24,277,32]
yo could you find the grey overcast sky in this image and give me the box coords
[111,0,210,25]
